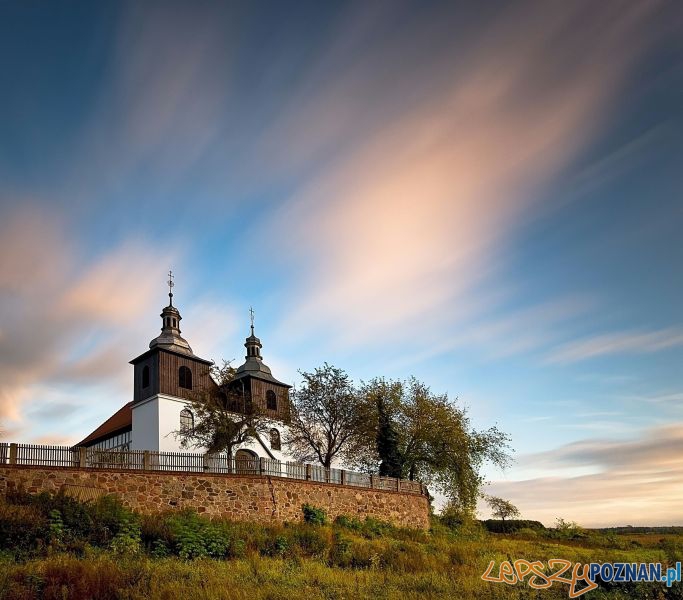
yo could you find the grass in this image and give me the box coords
[1,492,682,599]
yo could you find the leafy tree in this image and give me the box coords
[484,495,520,522]
[375,386,402,478]
[350,377,511,514]
[176,360,269,458]
[285,364,361,468]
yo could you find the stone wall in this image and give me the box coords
[0,466,430,529]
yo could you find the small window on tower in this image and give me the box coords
[270,428,281,451]
[173,318,176,328]
[266,390,277,411]
[179,366,193,390]
[142,365,150,388]
[180,408,194,433]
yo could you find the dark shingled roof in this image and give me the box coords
[76,402,133,447]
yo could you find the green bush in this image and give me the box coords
[0,491,140,555]
[302,504,327,526]
[166,510,229,559]
[482,519,545,534]
[334,515,363,531]
[291,525,330,557]
[0,501,48,553]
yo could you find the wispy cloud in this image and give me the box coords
[259,2,666,353]
[0,207,175,422]
[488,424,683,526]
[546,327,683,364]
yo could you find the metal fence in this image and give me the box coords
[0,442,426,495]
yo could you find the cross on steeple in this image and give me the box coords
[249,306,255,335]
[167,270,174,306]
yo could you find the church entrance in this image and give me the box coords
[234,449,259,474]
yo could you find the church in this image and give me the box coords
[76,278,294,465]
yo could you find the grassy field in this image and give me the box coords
[0,492,682,599]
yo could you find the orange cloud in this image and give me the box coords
[486,424,683,526]
[261,2,666,351]
[0,208,176,421]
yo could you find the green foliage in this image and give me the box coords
[166,510,237,559]
[0,501,48,553]
[484,495,520,521]
[550,517,587,540]
[3,492,683,600]
[0,489,139,554]
[334,515,362,531]
[302,503,327,526]
[177,359,269,456]
[287,364,362,468]
[350,377,511,515]
[482,519,545,533]
[376,392,402,478]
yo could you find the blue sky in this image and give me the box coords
[1,0,682,526]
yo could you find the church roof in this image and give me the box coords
[233,358,291,387]
[233,321,291,388]
[76,401,133,447]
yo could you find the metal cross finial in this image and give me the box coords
[167,270,174,306]
[249,306,255,334]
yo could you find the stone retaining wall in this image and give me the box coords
[0,466,430,529]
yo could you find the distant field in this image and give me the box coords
[1,492,682,599]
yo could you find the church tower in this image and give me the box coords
[227,308,291,422]
[128,272,216,451]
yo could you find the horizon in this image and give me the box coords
[1,1,682,528]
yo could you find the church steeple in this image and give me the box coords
[148,271,193,355]
[244,306,263,360]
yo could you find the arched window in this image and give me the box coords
[180,408,194,433]
[266,390,277,411]
[270,428,281,451]
[179,366,193,390]
[142,365,150,388]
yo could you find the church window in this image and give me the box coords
[142,365,150,388]
[270,428,281,451]
[173,318,177,328]
[180,408,194,433]
[266,390,277,411]
[179,366,193,390]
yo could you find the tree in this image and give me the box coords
[377,395,402,478]
[285,363,361,469]
[349,377,511,514]
[176,360,269,458]
[485,495,520,522]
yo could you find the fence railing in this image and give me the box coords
[0,443,426,495]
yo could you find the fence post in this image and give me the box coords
[340,469,347,486]
[370,474,376,489]
[305,464,312,481]
[9,443,17,465]
[0,443,7,464]
[259,457,266,476]
[143,451,151,471]
[79,447,87,468]
[203,453,211,473]
[395,477,400,492]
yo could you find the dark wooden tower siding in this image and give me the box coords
[131,349,217,403]
[248,377,290,422]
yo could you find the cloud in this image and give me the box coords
[0,206,176,421]
[258,2,668,352]
[546,327,683,364]
[487,424,683,526]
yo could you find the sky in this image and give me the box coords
[0,0,682,527]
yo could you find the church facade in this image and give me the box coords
[77,286,294,465]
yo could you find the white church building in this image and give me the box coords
[77,283,294,466]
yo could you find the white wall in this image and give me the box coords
[132,394,294,462]
[131,397,159,451]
